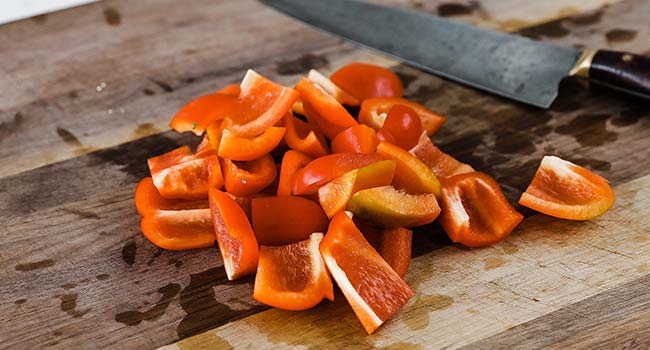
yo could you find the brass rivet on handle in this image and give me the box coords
[622,53,634,62]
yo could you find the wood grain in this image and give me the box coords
[1,0,649,349]
[164,174,650,350]
[0,0,616,178]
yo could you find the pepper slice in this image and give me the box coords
[357,222,412,278]
[307,69,360,106]
[223,69,299,137]
[330,62,404,101]
[359,98,446,136]
[376,141,441,196]
[320,212,413,334]
[409,132,474,178]
[218,126,286,161]
[283,113,329,157]
[251,196,329,245]
[439,172,523,247]
[331,124,379,154]
[148,146,217,199]
[221,154,277,197]
[295,78,358,140]
[209,187,259,280]
[318,160,396,218]
[169,93,239,135]
[135,177,208,217]
[292,152,385,195]
[140,208,215,251]
[277,150,313,196]
[253,233,334,310]
[376,104,423,150]
[519,156,615,220]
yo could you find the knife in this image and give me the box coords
[261,0,650,108]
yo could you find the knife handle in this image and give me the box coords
[575,49,650,99]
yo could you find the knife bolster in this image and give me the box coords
[569,50,597,79]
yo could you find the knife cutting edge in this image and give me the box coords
[261,0,650,108]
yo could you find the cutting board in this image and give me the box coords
[1,0,649,349]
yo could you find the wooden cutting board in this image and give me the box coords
[1,0,649,349]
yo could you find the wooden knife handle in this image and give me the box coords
[589,50,650,99]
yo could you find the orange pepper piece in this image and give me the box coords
[409,132,474,178]
[307,69,360,106]
[330,62,404,101]
[357,221,413,278]
[147,146,217,199]
[209,187,259,280]
[221,154,277,197]
[283,113,329,157]
[317,160,396,218]
[169,93,239,136]
[253,233,334,310]
[216,84,240,96]
[140,208,216,251]
[519,156,615,220]
[292,152,385,195]
[331,124,379,154]
[218,126,286,161]
[277,150,313,196]
[376,104,423,150]
[295,77,357,140]
[376,141,441,196]
[135,177,208,217]
[440,172,523,247]
[359,97,446,136]
[251,196,329,246]
[320,212,413,334]
[223,70,299,137]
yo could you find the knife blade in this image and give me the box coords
[261,0,650,108]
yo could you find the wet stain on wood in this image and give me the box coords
[56,127,83,147]
[605,29,638,43]
[96,274,110,281]
[122,240,137,266]
[53,330,63,336]
[168,258,183,268]
[567,9,604,26]
[104,7,121,27]
[86,132,193,179]
[176,267,266,339]
[114,283,181,326]
[0,112,24,141]
[520,21,570,39]
[151,79,174,93]
[502,242,519,254]
[61,283,76,290]
[15,259,55,271]
[31,14,48,24]
[58,293,89,318]
[133,123,160,138]
[147,248,164,266]
[611,105,647,127]
[437,2,474,17]
[493,130,537,155]
[59,207,100,220]
[403,294,454,331]
[15,298,27,305]
[555,113,618,147]
[394,70,418,89]
[276,53,329,76]
[142,88,155,96]
[484,256,508,270]
[68,91,79,99]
